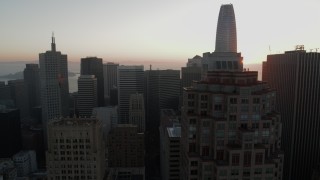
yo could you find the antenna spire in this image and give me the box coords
[51,32,56,51]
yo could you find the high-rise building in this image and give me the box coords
[201,4,243,74]
[8,79,30,119]
[23,64,40,116]
[46,117,105,180]
[180,4,283,180]
[181,71,283,180]
[159,109,181,180]
[107,124,145,180]
[81,57,104,106]
[129,93,145,132]
[181,56,202,91]
[77,75,97,117]
[92,106,118,139]
[103,62,119,105]
[118,65,144,124]
[0,108,22,158]
[39,35,69,130]
[12,150,37,177]
[262,48,320,180]
[215,4,237,53]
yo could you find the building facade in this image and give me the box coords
[46,117,105,180]
[103,62,119,105]
[263,49,320,180]
[117,65,144,124]
[39,35,69,133]
[77,75,97,117]
[107,124,145,180]
[81,57,104,106]
[129,93,145,132]
[181,71,283,180]
[24,64,41,115]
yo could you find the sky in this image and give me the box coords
[0,0,319,65]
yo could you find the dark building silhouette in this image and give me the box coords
[0,109,22,158]
[103,62,119,105]
[81,57,104,106]
[8,79,30,120]
[263,48,320,180]
[24,64,40,116]
[109,88,118,106]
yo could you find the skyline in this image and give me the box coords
[1,0,320,64]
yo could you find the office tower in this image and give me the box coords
[0,109,22,158]
[181,71,283,180]
[145,69,180,125]
[144,69,180,179]
[215,4,237,52]
[12,150,37,177]
[107,124,145,179]
[103,62,119,105]
[118,65,144,124]
[46,117,105,180]
[39,35,69,129]
[92,106,118,139]
[159,109,181,180]
[23,64,40,116]
[201,4,243,74]
[77,75,97,117]
[129,93,145,132]
[81,57,104,106]
[262,47,320,180]
[8,79,30,119]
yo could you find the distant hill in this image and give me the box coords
[0,71,77,79]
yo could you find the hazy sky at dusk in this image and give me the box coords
[0,0,319,64]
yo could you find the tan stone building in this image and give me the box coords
[46,117,105,180]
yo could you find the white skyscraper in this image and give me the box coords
[117,65,144,124]
[77,75,97,117]
[39,35,69,142]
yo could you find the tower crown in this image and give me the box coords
[215,4,237,52]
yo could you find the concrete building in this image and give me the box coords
[46,117,105,180]
[107,124,145,180]
[23,64,40,116]
[81,57,104,106]
[118,65,144,124]
[129,93,145,132]
[77,75,97,117]
[181,56,202,91]
[159,109,181,180]
[181,71,283,180]
[12,150,37,177]
[39,35,69,136]
[0,108,22,158]
[103,62,119,105]
[262,47,320,180]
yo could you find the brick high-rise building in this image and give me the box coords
[263,48,320,180]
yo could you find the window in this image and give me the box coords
[231,154,240,166]
[190,170,198,175]
[230,98,237,104]
[216,150,224,161]
[263,123,270,128]
[254,168,262,174]
[253,98,260,104]
[266,168,273,174]
[229,115,237,121]
[188,94,195,99]
[243,169,250,176]
[229,106,237,113]
[255,153,263,165]
[190,119,196,125]
[201,103,208,108]
[214,104,222,111]
[229,123,237,130]
[252,114,260,121]
[231,169,239,175]
[201,95,208,101]
[219,170,227,176]
[243,151,252,167]
[202,146,209,156]
[241,98,249,104]
[202,121,210,127]
[252,123,259,129]
[189,143,196,153]
[217,124,225,130]
[241,106,249,112]
[191,161,198,167]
